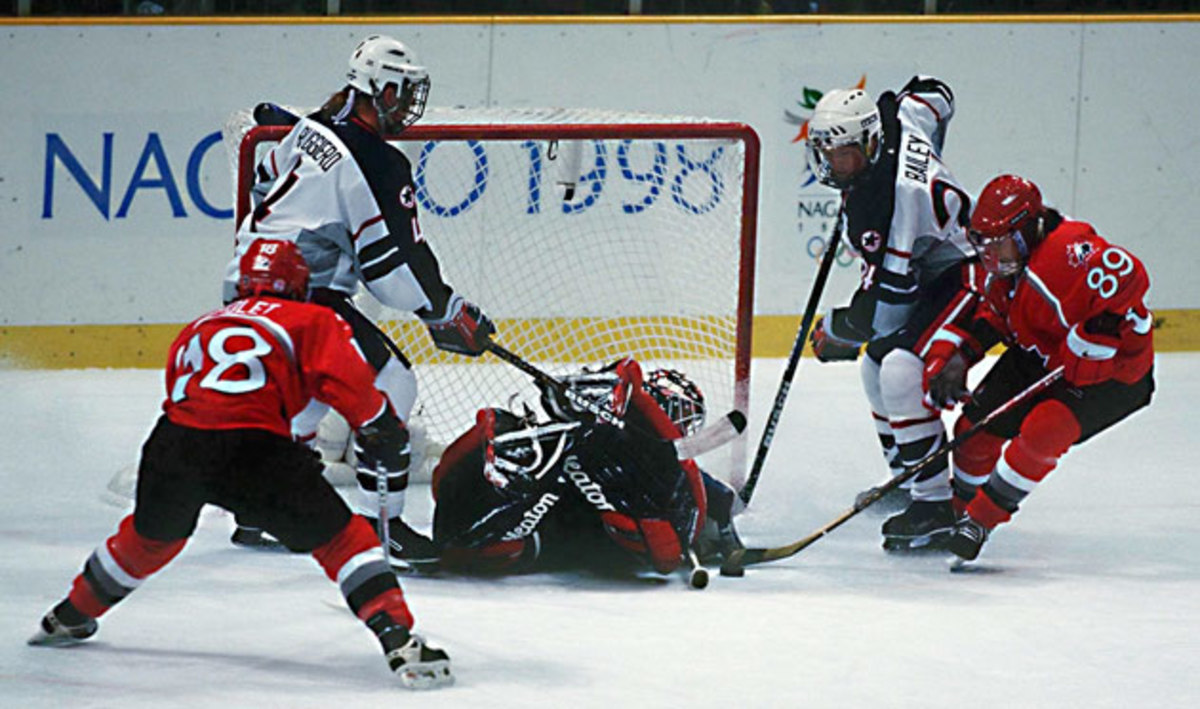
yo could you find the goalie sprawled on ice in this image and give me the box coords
[430,358,743,577]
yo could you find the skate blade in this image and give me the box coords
[397,660,454,690]
[882,530,953,553]
[27,629,89,647]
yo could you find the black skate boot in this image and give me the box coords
[366,612,453,690]
[28,599,98,647]
[881,500,956,552]
[947,516,990,562]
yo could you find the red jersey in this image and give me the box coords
[960,219,1153,385]
[163,296,386,437]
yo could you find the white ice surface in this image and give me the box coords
[3,355,1197,708]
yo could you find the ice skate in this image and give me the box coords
[881,500,956,552]
[28,600,98,647]
[367,612,453,690]
[947,515,990,562]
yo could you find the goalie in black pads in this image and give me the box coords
[429,359,743,577]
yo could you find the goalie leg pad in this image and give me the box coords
[600,511,683,575]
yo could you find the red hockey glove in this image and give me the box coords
[422,293,496,357]
[810,316,861,363]
[1060,328,1120,387]
[923,340,971,410]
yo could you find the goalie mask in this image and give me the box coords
[644,369,706,437]
[346,34,430,133]
[805,87,882,189]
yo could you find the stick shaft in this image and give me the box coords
[739,217,844,505]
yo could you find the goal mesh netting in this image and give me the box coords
[226,106,758,479]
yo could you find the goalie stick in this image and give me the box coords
[485,341,746,460]
[738,209,844,506]
[721,366,1065,574]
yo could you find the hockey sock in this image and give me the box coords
[312,515,414,629]
[951,414,1007,479]
[68,514,186,619]
[964,488,1014,530]
[987,399,1080,509]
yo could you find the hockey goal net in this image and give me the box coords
[227,107,758,480]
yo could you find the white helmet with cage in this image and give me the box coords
[346,34,430,131]
[805,87,882,189]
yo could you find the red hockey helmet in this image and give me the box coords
[236,239,310,301]
[969,174,1044,276]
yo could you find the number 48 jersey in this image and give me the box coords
[162,296,386,438]
[972,219,1154,385]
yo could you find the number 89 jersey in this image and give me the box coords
[162,296,385,438]
[980,219,1154,385]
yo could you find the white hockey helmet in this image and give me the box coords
[346,34,430,131]
[805,87,882,189]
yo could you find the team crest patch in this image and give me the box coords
[1066,241,1095,268]
[860,230,883,253]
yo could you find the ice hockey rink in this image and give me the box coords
[3,354,1197,708]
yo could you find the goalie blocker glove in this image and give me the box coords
[421,293,495,357]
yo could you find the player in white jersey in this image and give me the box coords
[804,77,975,551]
[222,35,495,563]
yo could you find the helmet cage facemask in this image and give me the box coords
[806,125,881,189]
[373,74,429,133]
[968,223,1033,277]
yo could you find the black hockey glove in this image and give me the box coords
[422,294,495,357]
[810,315,862,362]
[353,405,411,475]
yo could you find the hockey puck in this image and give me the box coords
[689,566,709,589]
[719,562,745,578]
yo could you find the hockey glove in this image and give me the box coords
[922,340,971,410]
[810,315,862,363]
[1060,323,1120,387]
[353,405,411,476]
[422,294,495,357]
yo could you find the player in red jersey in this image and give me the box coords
[920,174,1155,561]
[29,240,452,689]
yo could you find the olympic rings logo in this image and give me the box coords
[806,235,857,267]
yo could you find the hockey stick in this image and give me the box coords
[485,340,746,460]
[738,212,844,506]
[721,366,1065,574]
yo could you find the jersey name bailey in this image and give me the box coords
[902,134,932,184]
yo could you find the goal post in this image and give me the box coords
[228,107,759,481]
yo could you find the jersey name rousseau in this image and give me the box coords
[162,297,385,437]
[973,220,1154,384]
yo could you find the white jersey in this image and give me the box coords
[829,76,974,344]
[222,111,453,319]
